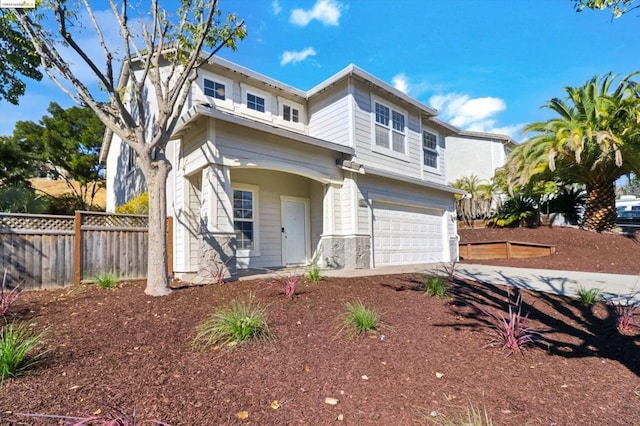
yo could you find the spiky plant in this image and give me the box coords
[340,299,381,336]
[194,296,272,350]
[0,322,47,379]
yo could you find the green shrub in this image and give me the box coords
[486,194,537,227]
[306,266,322,284]
[340,299,380,336]
[576,287,601,306]
[194,296,272,350]
[115,192,148,214]
[93,272,119,289]
[423,275,448,298]
[0,322,47,379]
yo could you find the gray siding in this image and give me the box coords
[308,80,351,146]
[216,121,341,182]
[230,169,322,269]
[352,80,423,178]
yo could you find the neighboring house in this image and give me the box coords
[102,57,465,282]
[445,130,516,184]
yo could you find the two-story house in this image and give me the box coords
[102,57,465,282]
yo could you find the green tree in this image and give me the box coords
[0,135,33,186]
[507,73,640,232]
[0,11,42,105]
[11,1,246,296]
[573,0,639,17]
[13,102,106,211]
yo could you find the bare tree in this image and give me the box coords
[12,1,246,295]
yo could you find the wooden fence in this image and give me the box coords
[0,212,173,290]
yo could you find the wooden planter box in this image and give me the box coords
[458,240,555,260]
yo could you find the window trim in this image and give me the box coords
[276,96,305,131]
[422,129,439,171]
[240,83,272,121]
[200,73,233,110]
[125,144,136,174]
[232,183,260,258]
[370,95,409,159]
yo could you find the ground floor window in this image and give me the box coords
[233,189,254,250]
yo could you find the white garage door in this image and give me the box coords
[372,202,444,266]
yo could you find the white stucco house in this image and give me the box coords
[445,130,516,184]
[101,57,466,282]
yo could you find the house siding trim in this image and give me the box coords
[174,105,354,156]
[365,165,465,195]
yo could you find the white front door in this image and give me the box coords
[281,197,309,265]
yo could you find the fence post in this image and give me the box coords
[74,211,82,286]
[167,216,174,277]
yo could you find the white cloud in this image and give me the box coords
[391,73,409,94]
[429,92,524,140]
[390,73,434,98]
[280,47,317,66]
[290,0,342,26]
[272,1,282,15]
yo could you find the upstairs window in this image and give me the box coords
[247,93,266,113]
[204,79,226,100]
[423,131,438,168]
[374,101,405,154]
[283,104,299,123]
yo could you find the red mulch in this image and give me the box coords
[1,227,639,425]
[459,226,640,274]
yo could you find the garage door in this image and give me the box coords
[372,202,444,266]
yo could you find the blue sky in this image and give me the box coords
[1,0,638,141]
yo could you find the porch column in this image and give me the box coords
[316,175,371,270]
[193,163,237,283]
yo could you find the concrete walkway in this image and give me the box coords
[242,263,640,304]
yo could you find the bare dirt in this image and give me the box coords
[1,226,639,425]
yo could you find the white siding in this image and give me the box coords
[445,135,501,183]
[308,80,351,146]
[310,181,324,253]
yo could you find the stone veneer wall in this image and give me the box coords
[315,235,371,269]
[193,232,237,284]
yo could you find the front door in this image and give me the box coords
[281,197,309,265]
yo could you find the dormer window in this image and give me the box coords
[283,104,299,123]
[204,79,225,100]
[247,93,266,113]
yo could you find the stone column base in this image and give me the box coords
[192,232,237,284]
[315,235,371,269]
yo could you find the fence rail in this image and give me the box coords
[0,211,173,290]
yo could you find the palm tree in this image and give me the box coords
[507,73,640,232]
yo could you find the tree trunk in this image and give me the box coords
[144,164,172,296]
[582,181,617,232]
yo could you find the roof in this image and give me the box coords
[456,130,517,148]
[100,56,461,162]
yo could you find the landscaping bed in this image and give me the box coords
[1,227,639,425]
